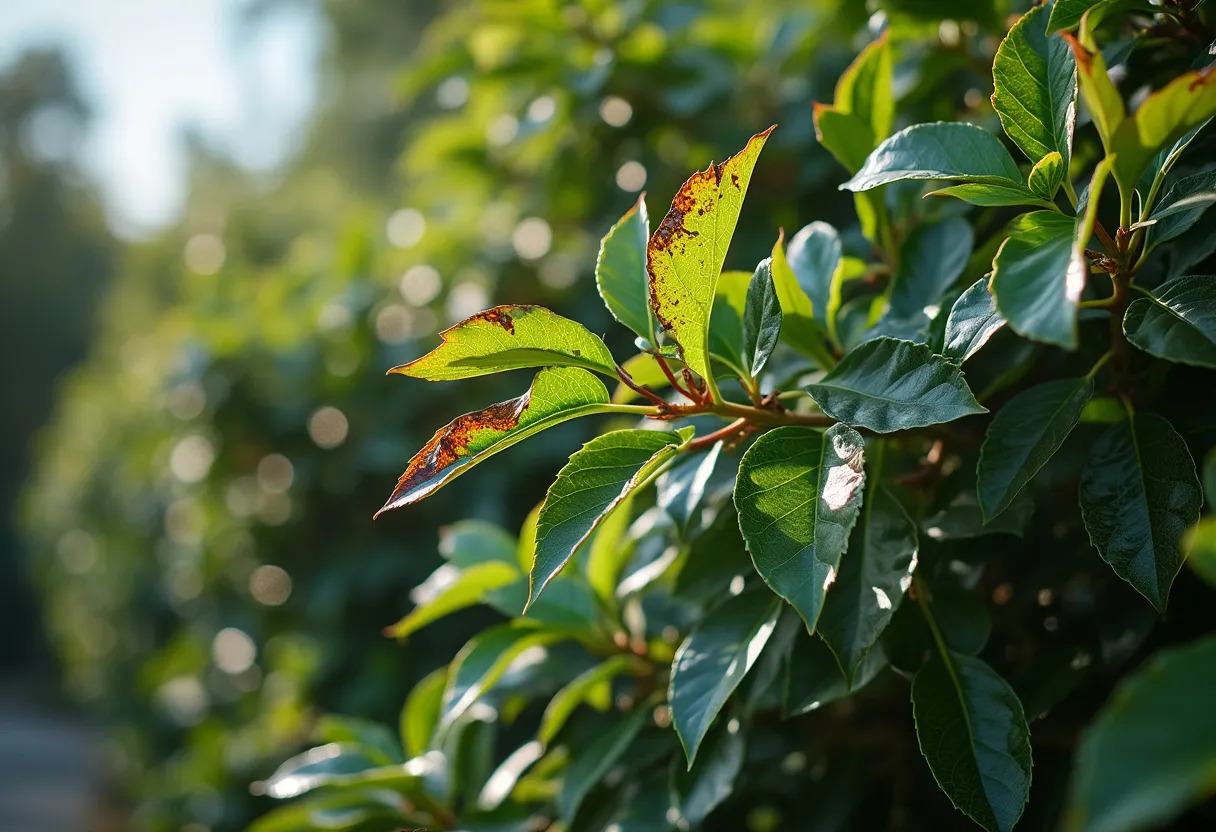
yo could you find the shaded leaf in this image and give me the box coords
[913,650,1032,832]
[401,667,448,758]
[669,590,781,765]
[386,561,520,639]
[942,278,1006,363]
[785,633,887,715]
[927,182,1058,210]
[978,378,1093,521]
[378,367,613,513]
[528,430,683,608]
[1046,0,1099,33]
[1124,276,1216,368]
[597,195,655,342]
[842,123,1023,192]
[805,338,986,432]
[735,425,866,631]
[1080,413,1203,611]
[439,520,518,568]
[786,221,842,324]
[1067,635,1216,832]
[888,217,973,320]
[1184,517,1216,589]
[741,258,782,375]
[392,305,616,381]
[1147,170,1216,247]
[671,725,745,827]
[770,231,837,369]
[538,655,638,747]
[559,707,649,823]
[647,127,774,384]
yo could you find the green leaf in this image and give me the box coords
[1146,170,1216,247]
[978,378,1094,522]
[771,232,837,369]
[1184,517,1216,589]
[584,491,637,608]
[441,625,571,730]
[990,209,1089,349]
[927,182,1059,210]
[487,575,598,627]
[912,651,1032,832]
[942,278,1006,363]
[315,716,402,765]
[671,725,745,827]
[734,425,866,631]
[648,126,774,384]
[538,655,638,747]
[992,3,1076,167]
[401,667,448,758]
[559,707,649,823]
[708,269,753,378]
[1124,276,1216,368]
[805,338,986,432]
[842,123,1023,192]
[888,218,973,321]
[1205,449,1216,508]
[669,590,781,765]
[391,305,616,381]
[528,429,682,608]
[818,486,919,683]
[1110,65,1216,202]
[1066,635,1216,832]
[1136,120,1209,218]
[1080,413,1203,611]
[1046,0,1098,33]
[377,367,614,513]
[785,632,887,716]
[259,743,444,801]
[596,195,655,343]
[438,520,518,568]
[1064,30,1125,151]
[813,105,875,173]
[836,34,894,142]
[741,258,782,376]
[787,221,843,324]
[1028,151,1066,200]
[385,560,520,639]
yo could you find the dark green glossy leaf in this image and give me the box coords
[558,706,648,823]
[671,725,745,827]
[805,338,985,432]
[990,210,1085,349]
[1046,0,1098,33]
[741,258,782,376]
[596,195,655,343]
[786,221,842,325]
[785,633,887,715]
[819,487,919,683]
[993,3,1076,166]
[923,483,1035,542]
[927,182,1058,210]
[1137,120,1209,218]
[486,575,597,627]
[669,590,781,765]
[1145,171,1216,246]
[1080,413,1203,611]
[528,430,682,608]
[1067,635,1216,832]
[735,425,867,631]
[1124,276,1216,368]
[912,651,1032,832]
[842,123,1023,192]
[978,378,1093,521]
[889,217,973,320]
[942,278,1006,363]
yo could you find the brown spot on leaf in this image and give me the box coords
[1188,66,1213,92]
[467,304,531,334]
[376,389,532,515]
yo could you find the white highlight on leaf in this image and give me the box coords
[872,587,892,610]
[822,464,863,510]
[823,565,836,592]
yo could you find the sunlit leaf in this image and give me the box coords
[596,195,655,342]
[1027,151,1066,200]
[385,560,520,639]
[927,182,1058,210]
[842,123,1023,192]
[770,231,836,369]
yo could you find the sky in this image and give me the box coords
[0,0,322,238]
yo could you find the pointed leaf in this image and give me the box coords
[1028,151,1066,200]
[836,34,894,141]
[559,707,648,822]
[786,221,842,324]
[528,430,683,607]
[1124,276,1216,368]
[671,724,745,828]
[785,633,888,715]
[1080,413,1203,611]
[771,231,837,369]
[597,195,655,342]
[805,338,986,433]
[401,666,448,757]
[842,123,1023,192]
[912,650,1032,832]
[669,590,781,765]
[1064,31,1125,151]
[889,217,973,320]
[538,655,638,747]
[942,278,1006,363]
[391,305,616,381]
[992,3,1077,167]
[1146,170,1216,247]
[734,425,867,631]
[927,182,1058,210]
[741,258,782,375]
[1067,635,1216,832]
[386,561,520,639]
[1046,0,1099,33]
[818,487,919,683]
[378,367,613,513]
[978,378,1094,521]
[647,126,774,383]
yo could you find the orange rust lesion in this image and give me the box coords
[377,390,532,513]
[1188,65,1213,92]
[1060,32,1095,72]
[467,304,532,334]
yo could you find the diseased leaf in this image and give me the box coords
[1028,151,1066,200]
[1124,276,1216,368]
[942,278,1006,363]
[912,650,1033,832]
[842,123,1023,192]
[378,367,613,513]
[648,127,774,384]
[392,305,616,381]
[735,424,866,632]
[596,195,655,342]
[1067,635,1216,832]
[1146,170,1216,247]
[805,338,986,433]
[978,378,1094,521]
[992,3,1077,167]
[385,560,520,639]
[559,707,649,823]
[669,590,781,765]
[401,666,448,757]
[888,217,973,320]
[1080,413,1203,611]
[818,486,919,683]
[528,430,683,608]
[741,258,782,376]
[771,231,837,369]
[927,182,1058,210]
[538,655,638,747]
